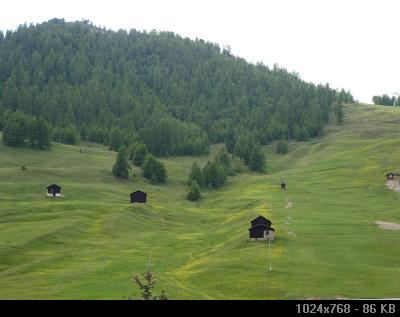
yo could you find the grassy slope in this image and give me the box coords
[1,103,400,299]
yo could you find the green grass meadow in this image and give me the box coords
[1,103,400,299]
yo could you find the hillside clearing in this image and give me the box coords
[1,103,400,299]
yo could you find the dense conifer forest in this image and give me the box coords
[0,18,352,156]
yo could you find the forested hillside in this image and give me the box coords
[0,19,350,155]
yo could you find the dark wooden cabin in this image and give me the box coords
[386,172,395,180]
[249,224,275,241]
[47,184,61,197]
[130,190,147,203]
[281,182,287,189]
[250,215,272,228]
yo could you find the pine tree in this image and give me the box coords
[2,112,30,147]
[234,134,254,165]
[187,180,201,201]
[62,125,78,145]
[216,148,232,175]
[205,161,227,189]
[249,144,266,173]
[132,264,167,300]
[188,162,204,187]
[80,124,88,140]
[142,154,156,180]
[142,154,167,183]
[153,160,167,183]
[36,117,51,149]
[112,146,130,179]
[224,125,236,154]
[133,144,149,166]
[109,127,123,152]
[335,103,344,125]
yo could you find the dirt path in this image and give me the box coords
[375,221,400,230]
[386,180,400,192]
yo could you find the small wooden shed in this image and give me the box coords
[249,225,275,241]
[130,190,147,203]
[47,184,62,197]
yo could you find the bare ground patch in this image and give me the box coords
[375,221,400,230]
[386,180,400,192]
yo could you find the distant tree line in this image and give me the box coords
[0,19,352,156]
[336,89,354,104]
[372,94,398,106]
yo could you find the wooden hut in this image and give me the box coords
[386,172,396,180]
[249,225,275,241]
[130,190,147,203]
[249,215,275,241]
[47,184,62,197]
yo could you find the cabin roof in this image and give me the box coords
[130,190,147,195]
[47,184,61,190]
[251,215,271,224]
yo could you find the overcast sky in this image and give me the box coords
[1,0,399,103]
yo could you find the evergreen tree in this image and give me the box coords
[249,144,266,173]
[109,127,123,152]
[203,160,227,188]
[112,146,130,179]
[133,144,149,166]
[188,162,204,188]
[142,154,167,183]
[224,125,236,154]
[335,103,344,125]
[35,117,51,149]
[80,124,88,140]
[187,180,201,201]
[132,264,168,300]
[52,126,63,142]
[216,148,232,175]
[2,112,30,147]
[62,125,78,145]
[153,160,167,183]
[234,134,254,165]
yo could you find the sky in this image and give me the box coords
[0,0,399,103]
